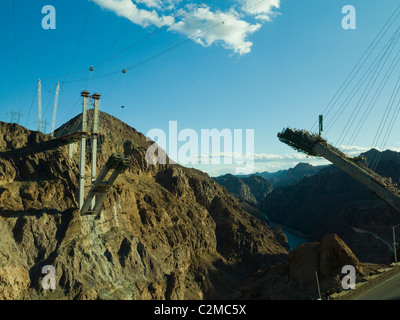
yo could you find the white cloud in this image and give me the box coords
[91,0,171,27]
[238,0,280,21]
[338,145,400,156]
[91,0,280,55]
[134,0,183,11]
[170,6,261,55]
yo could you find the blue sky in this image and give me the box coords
[2,0,400,176]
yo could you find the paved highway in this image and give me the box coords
[355,271,400,300]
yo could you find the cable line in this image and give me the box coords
[25,84,37,128]
[325,23,400,136]
[336,28,400,147]
[61,2,95,87]
[62,0,269,84]
[12,0,21,114]
[348,46,400,148]
[311,3,400,132]
[94,2,205,70]
[43,2,205,83]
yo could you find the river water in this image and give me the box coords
[268,218,309,251]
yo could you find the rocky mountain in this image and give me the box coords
[262,149,400,264]
[212,174,273,206]
[255,163,326,188]
[0,112,290,300]
[212,174,273,222]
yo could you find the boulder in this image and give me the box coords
[320,233,364,277]
[288,242,321,286]
[288,234,364,286]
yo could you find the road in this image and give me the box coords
[354,271,400,300]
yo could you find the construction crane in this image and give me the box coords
[50,82,60,137]
[278,127,400,213]
[38,79,42,132]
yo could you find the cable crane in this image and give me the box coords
[50,82,60,137]
[38,79,42,132]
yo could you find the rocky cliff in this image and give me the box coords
[0,112,289,300]
[213,174,273,222]
[212,174,273,205]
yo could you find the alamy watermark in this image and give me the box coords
[145,121,255,175]
[342,5,356,30]
[40,5,356,31]
[341,265,356,290]
[41,265,56,290]
[42,5,56,30]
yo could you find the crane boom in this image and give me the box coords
[38,79,42,132]
[278,128,400,213]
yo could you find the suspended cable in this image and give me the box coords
[102,4,139,58]
[93,1,206,70]
[41,82,58,121]
[48,2,94,134]
[24,84,37,128]
[12,0,21,113]
[55,95,82,138]
[43,2,205,83]
[348,46,400,147]
[372,73,400,149]
[357,45,400,150]
[325,23,400,136]
[59,2,95,87]
[311,3,400,132]
[63,0,268,85]
[336,28,400,147]
[370,76,400,170]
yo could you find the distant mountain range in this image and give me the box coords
[253,163,328,188]
[213,163,325,222]
[214,162,326,205]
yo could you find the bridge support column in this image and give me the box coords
[79,90,90,210]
